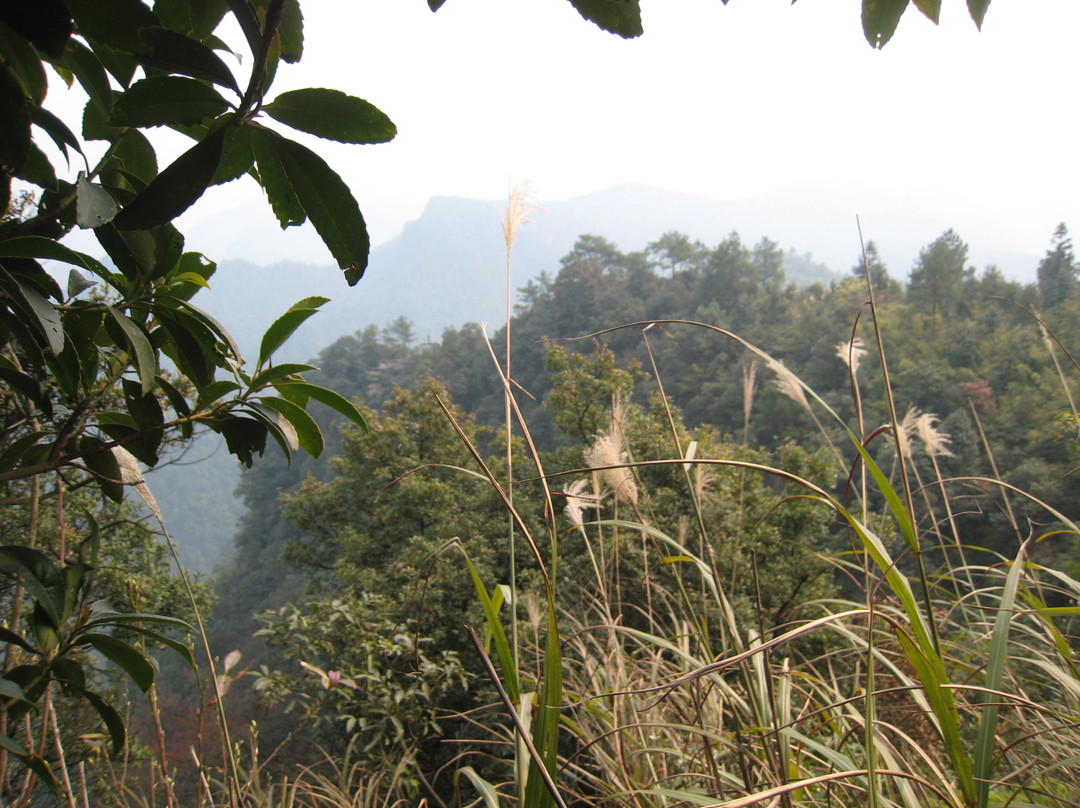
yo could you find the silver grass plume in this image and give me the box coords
[563,478,600,529]
[915,411,953,458]
[584,396,638,507]
[835,337,867,376]
[501,180,536,256]
[112,445,164,524]
[768,357,810,411]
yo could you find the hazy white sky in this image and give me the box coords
[179,1,1079,260]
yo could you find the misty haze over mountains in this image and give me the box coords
[187,183,1042,363]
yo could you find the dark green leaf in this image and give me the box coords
[278,0,303,63]
[96,223,155,280]
[0,62,30,173]
[0,732,27,757]
[76,173,118,229]
[153,0,229,40]
[0,431,50,473]
[0,0,73,58]
[211,121,254,185]
[63,38,116,119]
[15,280,64,354]
[15,141,58,191]
[79,437,125,502]
[912,0,940,23]
[114,126,226,230]
[272,134,369,284]
[111,129,159,187]
[119,624,195,667]
[0,16,48,104]
[0,673,31,701]
[80,689,127,755]
[0,236,112,281]
[249,362,315,388]
[67,0,158,55]
[862,0,909,48]
[264,88,395,144]
[251,125,304,227]
[246,401,299,453]
[196,379,241,407]
[110,76,229,128]
[223,0,263,59]
[139,27,240,93]
[967,0,990,29]
[567,0,642,38]
[257,395,323,457]
[0,367,49,416]
[275,381,368,432]
[0,546,63,627]
[107,307,157,393]
[218,416,268,467]
[31,105,84,161]
[427,0,448,10]
[257,298,327,366]
[84,634,155,692]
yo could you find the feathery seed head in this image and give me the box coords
[835,337,867,376]
[768,358,810,411]
[916,411,953,458]
[502,181,536,254]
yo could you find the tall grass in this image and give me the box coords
[440,255,1080,807]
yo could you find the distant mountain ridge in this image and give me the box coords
[191,183,1043,364]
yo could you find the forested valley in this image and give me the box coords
[159,222,1080,804]
[4,0,1080,805]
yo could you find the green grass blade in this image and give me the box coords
[974,540,1027,808]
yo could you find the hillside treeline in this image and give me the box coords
[167,223,1080,802]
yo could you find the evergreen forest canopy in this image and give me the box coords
[3,0,1080,807]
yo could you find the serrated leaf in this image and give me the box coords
[568,0,642,38]
[76,173,118,229]
[967,0,990,29]
[138,27,240,93]
[107,307,157,393]
[264,88,396,144]
[257,395,323,457]
[110,76,229,128]
[271,134,369,284]
[862,0,909,49]
[114,126,226,231]
[84,634,156,692]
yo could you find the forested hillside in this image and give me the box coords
[188,221,1080,803]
